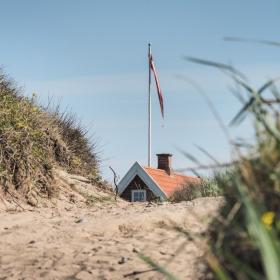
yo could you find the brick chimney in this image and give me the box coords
[157,153,173,175]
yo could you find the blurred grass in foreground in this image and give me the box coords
[141,52,280,279]
[187,56,280,280]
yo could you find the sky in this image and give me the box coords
[0,0,280,181]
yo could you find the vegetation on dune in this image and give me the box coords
[0,71,101,206]
[48,106,100,181]
[142,51,280,279]
[205,105,280,279]
[187,57,280,279]
[170,178,223,202]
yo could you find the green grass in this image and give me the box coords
[185,56,280,279]
[142,53,280,279]
[170,177,223,202]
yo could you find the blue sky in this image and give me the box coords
[1,1,280,181]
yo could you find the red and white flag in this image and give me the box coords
[149,54,164,118]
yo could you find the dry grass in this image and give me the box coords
[47,103,101,182]
[0,71,101,206]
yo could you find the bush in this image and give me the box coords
[171,178,223,202]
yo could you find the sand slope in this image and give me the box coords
[0,171,223,280]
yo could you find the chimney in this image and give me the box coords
[157,153,173,175]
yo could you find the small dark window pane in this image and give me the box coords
[132,190,146,202]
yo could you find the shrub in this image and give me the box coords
[171,177,223,202]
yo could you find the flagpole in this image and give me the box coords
[148,43,152,167]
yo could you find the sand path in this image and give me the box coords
[0,198,222,280]
[0,171,222,280]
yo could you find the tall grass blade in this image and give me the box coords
[228,85,246,104]
[185,56,246,80]
[224,252,264,280]
[138,253,179,280]
[270,83,280,102]
[230,98,254,126]
[195,144,220,164]
[230,78,280,125]
[206,253,232,280]
[177,148,202,166]
[224,37,280,47]
[258,78,280,94]
[236,180,280,280]
[255,112,280,142]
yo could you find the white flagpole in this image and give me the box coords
[148,43,152,167]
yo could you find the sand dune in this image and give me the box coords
[0,170,223,280]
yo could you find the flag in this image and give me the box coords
[149,54,164,118]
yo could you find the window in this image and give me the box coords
[132,190,146,202]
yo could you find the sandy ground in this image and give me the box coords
[0,171,223,280]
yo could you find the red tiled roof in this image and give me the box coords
[143,167,201,197]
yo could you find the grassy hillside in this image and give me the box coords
[0,71,101,206]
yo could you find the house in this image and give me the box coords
[118,153,201,202]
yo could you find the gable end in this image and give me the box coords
[118,162,167,200]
